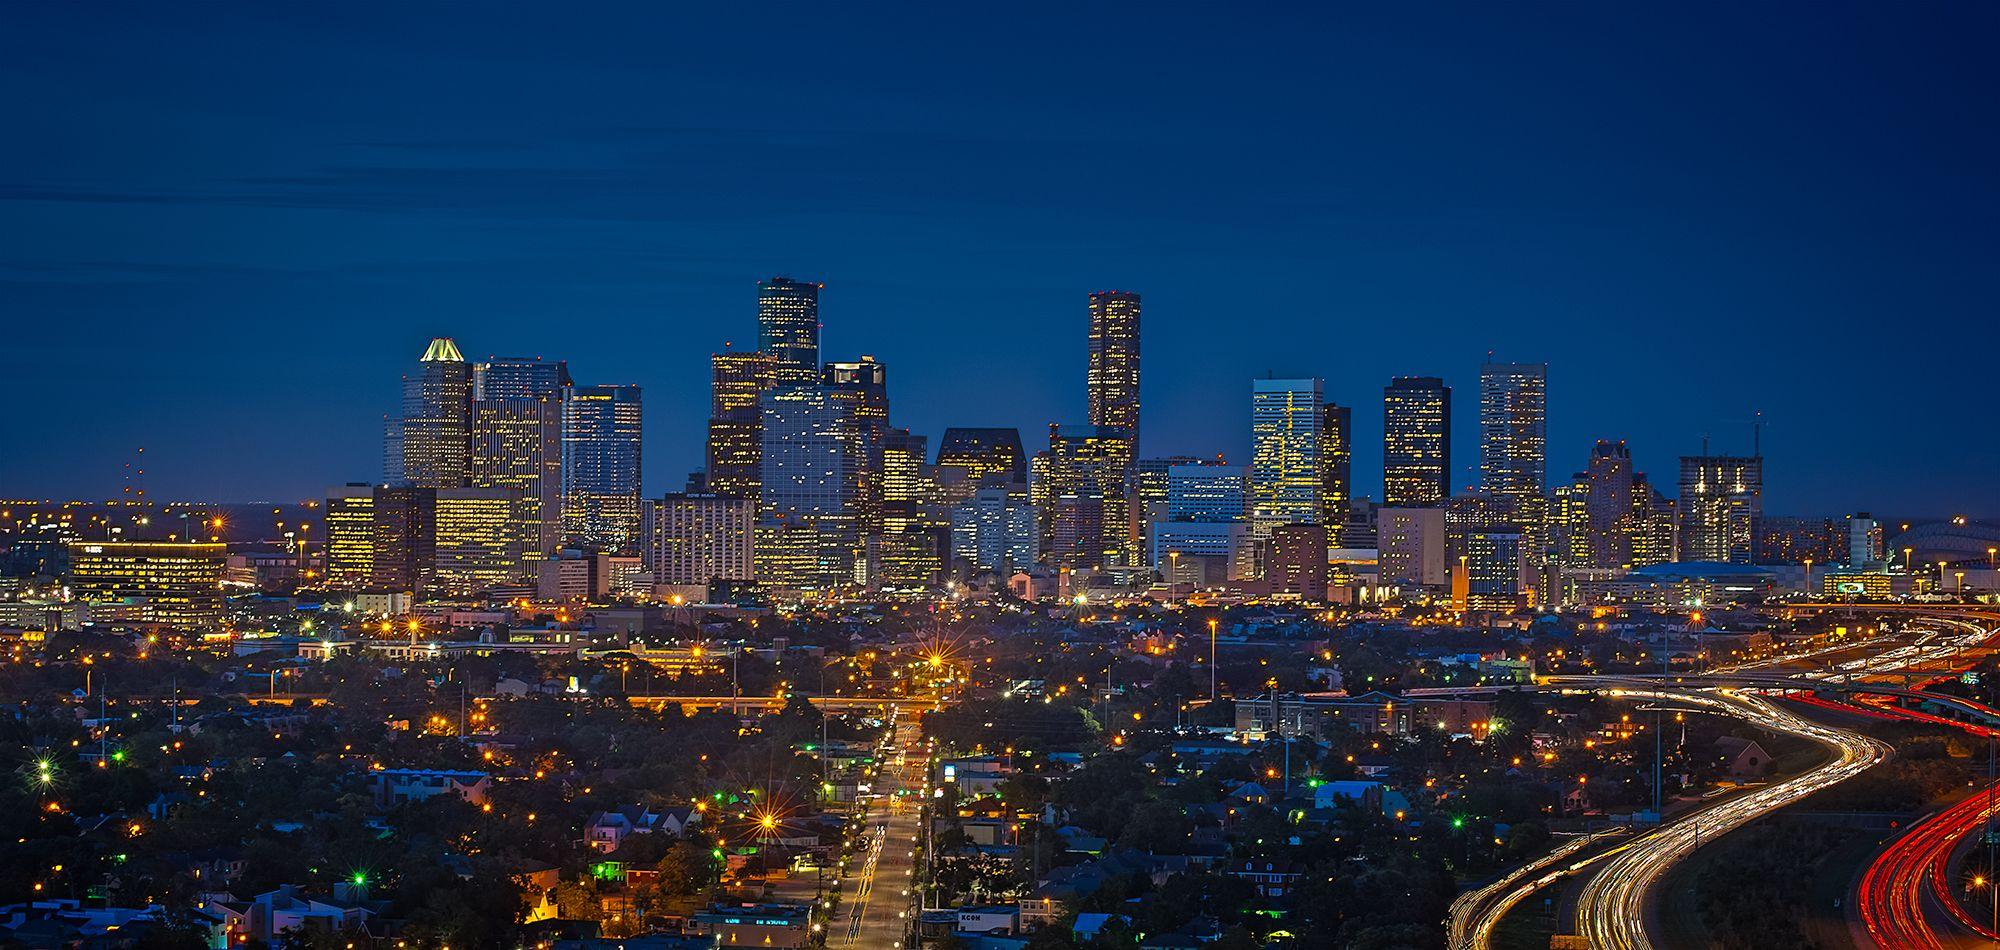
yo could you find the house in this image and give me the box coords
[1073,913,1131,941]
[1228,859,1302,898]
[1226,781,1270,806]
[583,805,702,853]
[1712,736,1773,779]
[1313,780,1383,812]
[372,769,490,807]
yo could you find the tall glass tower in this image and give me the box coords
[1382,376,1452,507]
[758,277,822,385]
[1249,377,1326,530]
[390,337,473,489]
[562,384,643,550]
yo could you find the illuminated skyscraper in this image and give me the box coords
[758,277,822,385]
[641,492,755,585]
[563,384,643,551]
[472,396,564,559]
[371,486,435,593]
[705,349,773,499]
[1320,403,1351,524]
[935,428,1028,486]
[389,337,473,488]
[881,427,934,532]
[758,385,871,587]
[1044,424,1135,568]
[324,484,376,590]
[1679,453,1763,563]
[823,357,890,535]
[1250,378,1327,530]
[1478,361,1548,522]
[1086,291,1142,443]
[473,356,570,400]
[950,483,1038,575]
[1383,376,1451,507]
[1166,464,1247,523]
[66,541,226,630]
[433,487,527,594]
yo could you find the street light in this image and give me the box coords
[1208,618,1219,700]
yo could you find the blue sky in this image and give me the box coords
[3,4,1997,517]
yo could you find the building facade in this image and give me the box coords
[641,493,755,585]
[1382,376,1451,507]
[562,384,643,551]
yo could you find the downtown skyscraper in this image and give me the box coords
[562,384,643,551]
[758,277,822,385]
[387,337,473,489]
[705,348,774,499]
[1382,376,1451,507]
[1249,377,1329,531]
[1477,361,1548,512]
[1086,291,1141,443]
[1679,451,1763,563]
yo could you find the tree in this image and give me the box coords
[655,839,719,897]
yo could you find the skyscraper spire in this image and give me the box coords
[421,337,465,363]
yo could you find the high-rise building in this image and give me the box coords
[1166,464,1247,523]
[758,277,822,385]
[949,483,1039,576]
[371,486,436,593]
[1478,362,1548,503]
[1086,291,1141,443]
[935,428,1028,486]
[881,427,934,532]
[1754,516,1844,566]
[433,487,527,595]
[823,358,890,534]
[1044,425,1135,568]
[758,385,871,587]
[324,484,377,590]
[390,337,473,488]
[1679,454,1763,563]
[66,541,226,630]
[641,492,755,585]
[1383,376,1451,507]
[1464,530,1526,610]
[1377,507,1448,587]
[1266,523,1329,601]
[473,356,570,400]
[1250,378,1327,530]
[1847,513,1884,569]
[1320,403,1352,525]
[706,349,774,500]
[472,396,564,559]
[563,384,643,551]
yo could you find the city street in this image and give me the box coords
[834,711,927,948]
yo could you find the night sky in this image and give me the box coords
[5,5,1997,517]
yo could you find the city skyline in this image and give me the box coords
[7,5,2000,516]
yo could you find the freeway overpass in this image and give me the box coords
[627,694,943,714]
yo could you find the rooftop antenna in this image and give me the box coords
[1701,434,1710,457]
[1752,411,1763,457]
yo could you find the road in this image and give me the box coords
[833,710,928,948]
[1447,828,1626,950]
[1571,688,1890,950]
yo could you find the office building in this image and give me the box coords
[823,357,890,533]
[1086,290,1141,444]
[882,427,935,532]
[1477,361,1548,505]
[758,277,821,385]
[936,428,1028,486]
[66,541,226,630]
[1382,376,1451,507]
[1266,523,1329,601]
[371,486,436,593]
[1250,378,1328,531]
[758,385,871,587]
[1848,513,1884,568]
[1044,425,1135,569]
[1377,507,1448,588]
[1679,453,1763,563]
[950,484,1039,576]
[324,485,377,590]
[1754,516,1844,566]
[1464,530,1526,610]
[641,493,755,585]
[1150,522,1255,585]
[1320,403,1351,524]
[705,349,774,500]
[471,396,564,559]
[1167,464,1247,523]
[563,384,643,551]
[389,337,473,488]
[473,356,570,400]
[433,487,527,595]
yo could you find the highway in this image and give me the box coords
[1447,827,1626,950]
[833,710,927,948]
[1572,688,1890,950]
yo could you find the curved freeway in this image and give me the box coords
[1572,688,1890,950]
[1448,828,1626,950]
